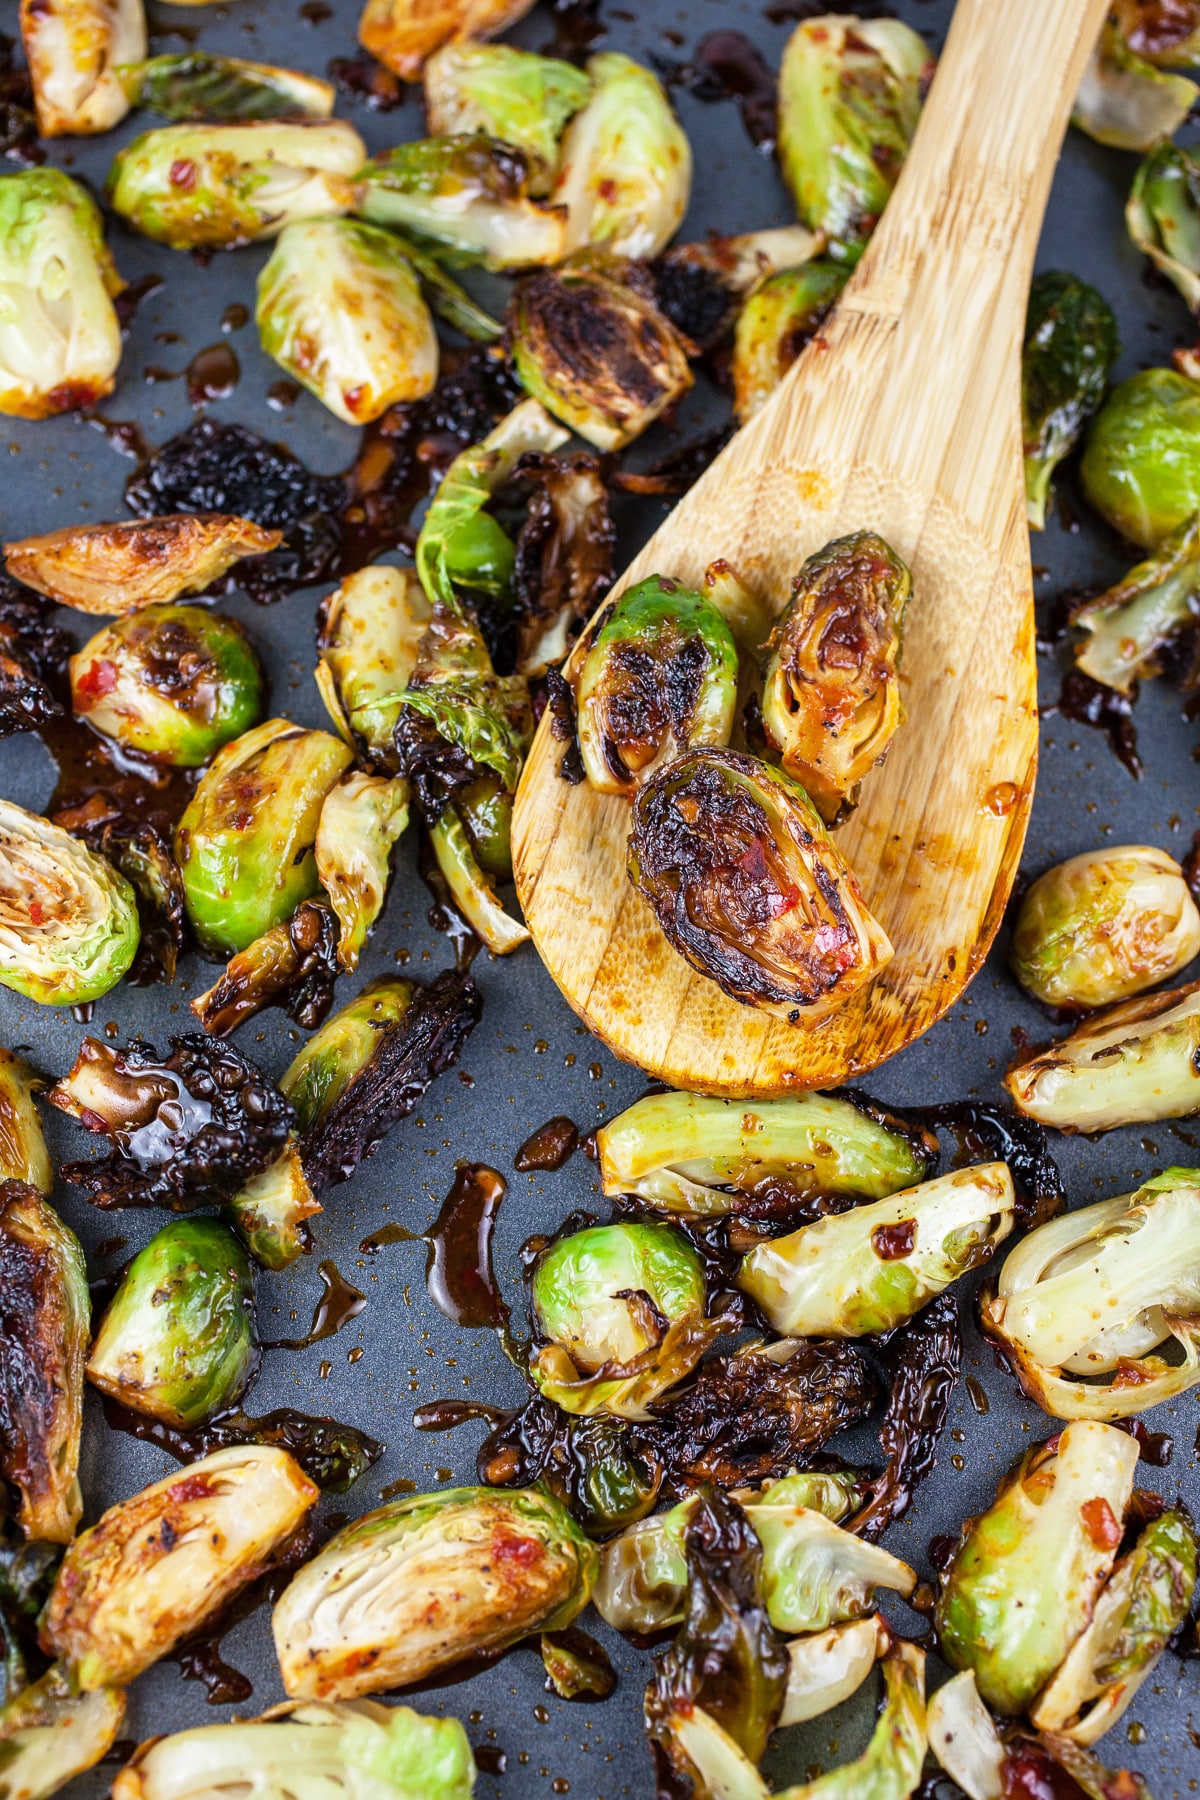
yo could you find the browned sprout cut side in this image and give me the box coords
[358,0,536,82]
[0,1049,52,1193]
[1005,979,1200,1131]
[20,0,145,136]
[4,515,283,616]
[0,1668,126,1800]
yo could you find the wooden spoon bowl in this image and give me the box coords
[512,0,1109,1096]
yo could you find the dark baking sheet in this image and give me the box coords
[0,0,1198,1791]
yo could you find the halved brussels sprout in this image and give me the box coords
[0,801,139,1007]
[655,225,824,357]
[87,1216,258,1428]
[1011,845,1200,1011]
[316,564,431,768]
[510,449,614,675]
[0,170,123,420]
[1072,19,1197,153]
[118,52,335,122]
[574,576,739,795]
[42,1446,318,1690]
[314,771,409,972]
[935,1421,1139,1715]
[1131,147,1200,332]
[112,1701,475,1800]
[20,0,145,135]
[982,1169,1200,1419]
[424,42,590,190]
[550,53,691,261]
[357,0,536,83]
[597,1089,934,1216]
[778,17,933,265]
[429,803,529,955]
[354,135,565,271]
[257,221,438,426]
[281,978,413,1135]
[5,515,282,616]
[108,120,366,251]
[762,530,909,821]
[0,1184,88,1545]
[1080,367,1200,549]
[0,1051,51,1194]
[175,719,354,956]
[1072,512,1200,693]
[190,899,339,1038]
[926,1670,1008,1800]
[0,1667,126,1800]
[627,747,893,1023]
[1023,271,1120,532]
[739,1162,1014,1338]
[732,261,849,425]
[509,264,693,452]
[779,1618,883,1729]
[225,1138,320,1271]
[272,1486,596,1699]
[1005,978,1200,1131]
[70,604,264,769]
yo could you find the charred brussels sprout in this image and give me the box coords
[256,222,438,425]
[316,564,431,767]
[0,801,139,1007]
[510,449,614,675]
[112,1702,476,1800]
[575,576,739,795]
[0,1184,88,1544]
[1072,513,1200,693]
[175,719,353,956]
[655,226,824,357]
[190,898,339,1038]
[42,1446,318,1690]
[118,53,335,122]
[280,977,413,1135]
[550,53,691,261]
[1010,845,1200,1010]
[1005,978,1200,1131]
[424,42,590,190]
[0,1052,51,1194]
[355,135,565,271]
[108,121,366,251]
[627,748,893,1023]
[509,265,693,452]
[0,1668,126,1800]
[529,1221,725,1419]
[357,0,536,83]
[1128,142,1200,316]
[762,530,909,821]
[597,1089,934,1216]
[86,1217,258,1428]
[5,514,282,616]
[19,0,144,135]
[0,170,123,420]
[314,772,409,971]
[1023,272,1119,531]
[778,17,933,265]
[739,1162,1014,1338]
[1080,367,1200,549]
[1110,0,1200,63]
[70,604,263,769]
[982,1169,1200,1419]
[935,1421,1139,1715]
[272,1486,596,1699]
[1072,18,1197,153]
[732,261,849,426]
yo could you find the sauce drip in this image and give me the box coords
[413,1398,507,1431]
[677,31,778,154]
[1182,827,1200,907]
[359,1220,421,1254]
[264,1260,366,1350]
[426,1163,509,1330]
[328,54,405,109]
[101,1394,382,1493]
[41,713,196,846]
[220,303,249,334]
[541,0,605,60]
[1051,669,1141,779]
[186,343,239,407]
[1122,1418,1174,1466]
[171,1519,323,1704]
[514,1116,579,1172]
[965,1375,989,1414]
[86,414,153,466]
[266,378,301,411]
[474,1746,508,1776]
[114,273,163,335]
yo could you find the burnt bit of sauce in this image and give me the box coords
[611,425,734,497]
[1050,669,1142,779]
[263,1260,366,1350]
[114,273,164,335]
[1119,1418,1174,1466]
[515,1117,579,1173]
[101,1394,382,1493]
[660,32,778,155]
[328,53,404,110]
[541,0,606,61]
[849,1291,963,1541]
[186,344,239,407]
[870,1217,916,1260]
[425,1163,509,1331]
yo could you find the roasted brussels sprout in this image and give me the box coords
[778,17,933,265]
[1023,271,1120,531]
[1127,142,1200,319]
[529,1220,726,1419]
[5,515,282,616]
[358,0,535,83]
[191,899,339,1038]
[0,801,140,1007]
[550,53,691,261]
[70,604,263,770]
[982,1169,1200,1419]
[1072,513,1200,693]
[935,1421,1139,1715]
[1111,0,1200,62]
[112,1701,476,1800]
[272,1486,596,1699]
[597,1089,934,1216]
[42,1445,318,1690]
[0,170,123,420]
[312,772,408,973]
[931,1674,1156,1800]
[0,1052,51,1195]
[175,719,354,956]
[0,1667,126,1800]
[316,564,431,767]
[108,120,366,251]
[280,977,413,1135]
[1005,978,1200,1131]
[424,42,590,191]
[225,1139,319,1271]
[1072,19,1197,153]
[0,1185,88,1544]
[509,264,693,452]
[926,1670,1007,1800]
[510,449,614,675]
[574,576,739,795]
[762,530,909,820]
[19,0,145,135]
[627,748,893,1023]
[732,261,849,425]
[739,1162,1014,1338]
[778,1617,884,1729]
[355,135,565,271]
[119,52,335,122]
[256,222,438,425]
[654,225,824,357]
[429,804,530,955]
[86,1217,258,1428]
[1080,367,1200,549]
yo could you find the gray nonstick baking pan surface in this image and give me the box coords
[1,0,1199,1792]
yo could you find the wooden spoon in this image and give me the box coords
[512,0,1108,1097]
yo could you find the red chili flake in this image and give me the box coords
[74,658,118,704]
[491,1532,542,1569]
[169,160,197,191]
[1080,1497,1121,1552]
[27,901,44,926]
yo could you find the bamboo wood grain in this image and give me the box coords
[512,0,1109,1097]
